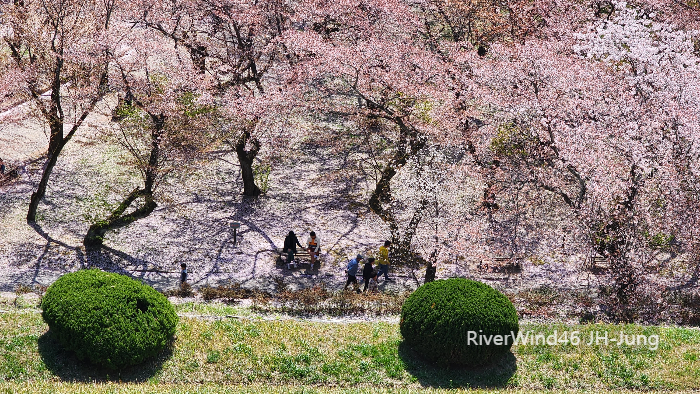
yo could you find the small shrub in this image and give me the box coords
[14,284,32,295]
[41,269,178,369]
[163,282,195,298]
[199,283,267,302]
[252,285,407,316]
[645,231,675,250]
[400,278,519,367]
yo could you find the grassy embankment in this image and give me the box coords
[1,301,699,393]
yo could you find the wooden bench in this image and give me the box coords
[587,255,609,273]
[277,248,318,270]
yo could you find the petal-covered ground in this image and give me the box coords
[0,98,690,316]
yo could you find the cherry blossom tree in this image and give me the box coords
[457,0,700,320]
[284,0,472,262]
[83,25,215,248]
[131,0,298,197]
[0,0,120,223]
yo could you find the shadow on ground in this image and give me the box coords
[398,342,517,388]
[37,330,173,383]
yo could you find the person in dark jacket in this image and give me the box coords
[362,257,376,292]
[283,231,303,268]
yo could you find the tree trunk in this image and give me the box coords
[367,119,426,264]
[25,52,105,223]
[189,45,207,74]
[83,114,164,248]
[592,165,646,322]
[235,124,262,197]
[26,136,61,222]
[238,154,261,196]
[83,188,157,248]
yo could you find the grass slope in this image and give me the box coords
[1,305,699,391]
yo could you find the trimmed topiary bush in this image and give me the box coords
[400,278,518,366]
[41,269,178,369]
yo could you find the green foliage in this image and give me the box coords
[41,269,178,369]
[2,302,700,389]
[79,185,117,225]
[490,122,534,157]
[148,73,168,95]
[528,256,547,266]
[643,231,675,250]
[400,278,519,366]
[253,162,271,194]
[414,99,435,125]
[177,91,216,118]
[113,101,142,120]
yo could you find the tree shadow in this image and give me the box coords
[398,342,517,389]
[37,330,174,383]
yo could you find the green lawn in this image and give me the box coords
[1,305,699,392]
[3,383,668,394]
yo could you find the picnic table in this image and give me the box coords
[586,254,609,273]
[277,248,319,270]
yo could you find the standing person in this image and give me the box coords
[307,231,320,269]
[180,263,188,285]
[368,272,379,293]
[344,255,363,293]
[362,257,375,292]
[283,231,303,269]
[377,241,392,281]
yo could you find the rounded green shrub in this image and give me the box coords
[400,278,518,366]
[41,269,178,369]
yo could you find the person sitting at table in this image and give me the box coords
[283,230,303,269]
[307,231,320,268]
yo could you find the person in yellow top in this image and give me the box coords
[307,231,320,268]
[377,240,392,281]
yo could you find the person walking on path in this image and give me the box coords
[344,254,363,293]
[368,272,379,293]
[283,231,303,269]
[307,231,320,268]
[377,241,392,281]
[362,257,376,292]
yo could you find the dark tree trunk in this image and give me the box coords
[24,51,105,223]
[367,119,426,264]
[189,45,207,74]
[27,53,65,223]
[83,114,164,248]
[83,188,157,248]
[592,165,646,322]
[27,123,62,223]
[424,262,436,283]
[238,154,260,196]
[235,124,262,197]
